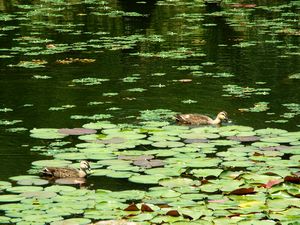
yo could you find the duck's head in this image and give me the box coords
[217,111,228,122]
[80,160,91,171]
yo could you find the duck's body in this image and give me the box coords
[175,111,228,125]
[41,161,90,178]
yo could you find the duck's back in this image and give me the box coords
[41,167,79,178]
[175,114,213,125]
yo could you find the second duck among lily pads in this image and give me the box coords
[175,111,228,125]
[40,160,91,178]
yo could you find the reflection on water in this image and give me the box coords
[0,0,299,182]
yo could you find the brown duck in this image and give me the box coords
[41,160,91,178]
[175,111,228,125]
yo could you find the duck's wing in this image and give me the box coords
[41,167,78,178]
[176,114,212,124]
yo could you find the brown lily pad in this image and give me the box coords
[55,177,86,185]
[101,137,126,144]
[226,136,260,142]
[284,175,300,184]
[166,210,180,217]
[141,204,154,212]
[260,145,291,151]
[124,203,139,211]
[230,187,255,195]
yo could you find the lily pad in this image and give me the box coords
[128,174,166,184]
[58,128,97,135]
[152,141,185,148]
[32,160,72,168]
[0,181,12,191]
[6,186,43,193]
[260,136,299,143]
[83,122,117,130]
[30,128,68,139]
[191,169,223,178]
[159,178,200,188]
[0,194,24,202]
[133,159,164,168]
[51,218,91,225]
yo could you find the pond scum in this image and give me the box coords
[0,120,300,224]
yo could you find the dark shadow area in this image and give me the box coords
[118,0,157,33]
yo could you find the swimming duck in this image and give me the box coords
[175,111,228,125]
[41,160,91,178]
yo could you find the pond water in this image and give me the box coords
[0,0,300,224]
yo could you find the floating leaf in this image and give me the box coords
[230,187,255,195]
[159,178,200,188]
[129,174,166,184]
[0,194,24,202]
[191,169,223,178]
[32,160,72,168]
[58,128,97,135]
[30,128,68,139]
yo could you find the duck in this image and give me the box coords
[40,160,91,178]
[175,111,228,125]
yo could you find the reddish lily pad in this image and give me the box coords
[227,136,260,142]
[262,180,283,189]
[58,128,97,135]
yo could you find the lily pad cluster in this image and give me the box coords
[223,84,271,98]
[1,122,296,223]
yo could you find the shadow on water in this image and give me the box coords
[118,0,157,33]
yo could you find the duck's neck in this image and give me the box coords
[211,117,221,125]
[78,168,87,178]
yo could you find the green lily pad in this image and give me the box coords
[129,174,166,184]
[255,128,288,136]
[180,133,220,140]
[82,121,117,130]
[30,128,68,139]
[159,178,200,188]
[54,152,87,160]
[44,185,76,193]
[251,142,280,148]
[32,160,72,168]
[152,141,185,148]
[10,175,42,181]
[145,167,184,177]
[17,178,49,186]
[21,191,57,199]
[260,136,299,143]
[106,171,134,179]
[6,186,43,193]
[0,181,12,191]
[0,194,24,202]
[184,158,221,168]
[0,216,11,223]
[222,160,254,168]
[191,168,223,178]
[51,218,92,225]
[219,125,254,132]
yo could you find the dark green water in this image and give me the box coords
[0,0,299,182]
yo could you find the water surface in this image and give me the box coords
[0,0,299,182]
